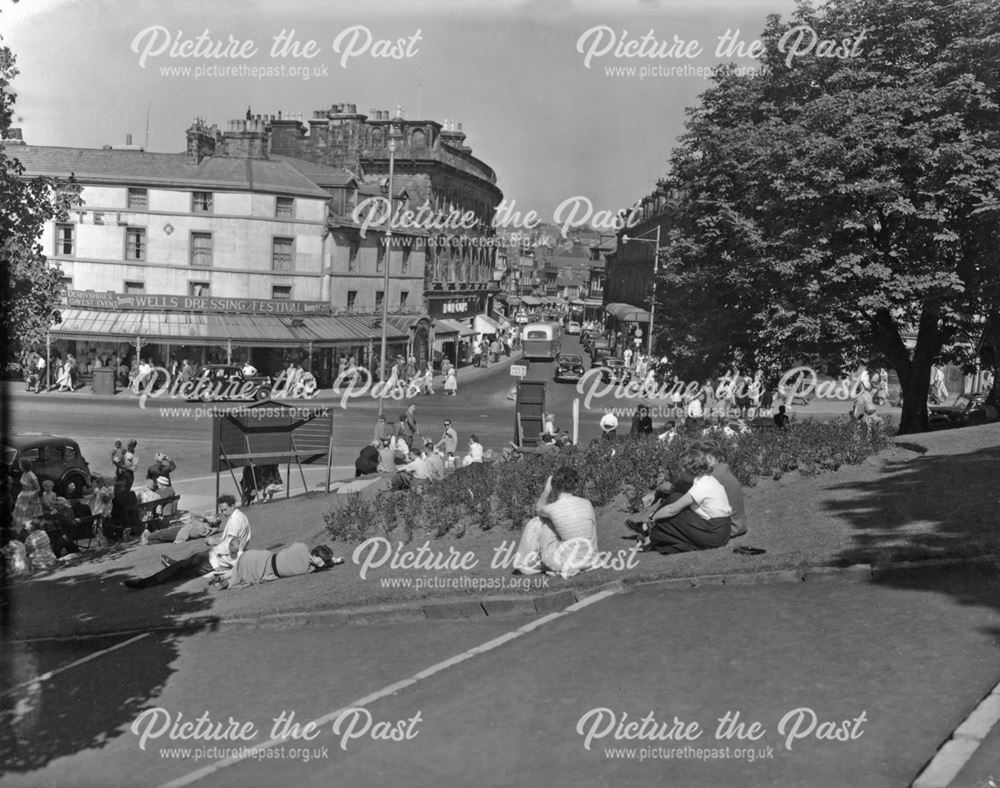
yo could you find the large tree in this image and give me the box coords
[657,0,1000,433]
[0,41,79,366]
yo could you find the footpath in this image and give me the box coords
[3,420,998,643]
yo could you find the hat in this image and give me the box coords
[600,414,619,432]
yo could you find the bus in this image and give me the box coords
[522,322,562,361]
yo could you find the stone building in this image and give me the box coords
[264,103,504,331]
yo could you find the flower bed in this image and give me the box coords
[324,418,892,542]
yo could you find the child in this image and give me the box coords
[111,440,124,467]
[23,520,58,571]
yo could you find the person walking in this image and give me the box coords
[444,367,457,396]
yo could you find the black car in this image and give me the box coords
[186,364,273,402]
[600,357,631,384]
[3,434,92,497]
[554,353,586,383]
[928,393,998,428]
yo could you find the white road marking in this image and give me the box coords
[2,633,149,696]
[158,589,617,788]
[912,679,1000,787]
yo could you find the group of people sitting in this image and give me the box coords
[123,494,341,591]
[508,438,749,580]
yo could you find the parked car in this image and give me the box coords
[928,393,998,428]
[600,357,631,384]
[554,353,586,383]
[565,321,581,336]
[187,364,273,402]
[3,434,92,497]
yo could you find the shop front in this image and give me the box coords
[47,291,418,389]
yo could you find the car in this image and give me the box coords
[589,338,611,364]
[600,357,631,384]
[566,321,581,335]
[3,434,92,497]
[554,353,586,383]
[187,364,273,402]
[928,393,998,428]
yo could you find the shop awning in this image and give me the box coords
[49,308,407,347]
[473,314,502,334]
[604,302,652,323]
[521,296,541,307]
[433,318,477,338]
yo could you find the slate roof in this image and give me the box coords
[12,145,331,199]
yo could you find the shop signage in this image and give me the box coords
[509,364,527,378]
[65,290,331,316]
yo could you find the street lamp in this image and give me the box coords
[377,108,403,417]
[622,225,664,357]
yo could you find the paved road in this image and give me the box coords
[3,566,998,787]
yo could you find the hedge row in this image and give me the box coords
[324,418,892,543]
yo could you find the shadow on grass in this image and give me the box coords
[825,443,1000,635]
[0,560,218,775]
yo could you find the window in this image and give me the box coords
[125,227,146,261]
[124,280,145,295]
[272,237,294,271]
[376,241,385,272]
[400,291,408,307]
[55,224,75,256]
[346,290,357,309]
[275,196,294,218]
[58,276,73,294]
[375,290,384,310]
[63,445,78,460]
[189,281,210,297]
[127,188,148,209]
[272,285,292,301]
[402,244,411,273]
[192,191,213,213]
[349,238,360,272]
[190,232,213,267]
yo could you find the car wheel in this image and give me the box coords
[254,386,270,401]
[61,470,89,498]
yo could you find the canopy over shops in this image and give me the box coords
[604,302,652,323]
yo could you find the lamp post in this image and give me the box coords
[622,225,663,357]
[377,109,402,417]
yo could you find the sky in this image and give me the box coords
[2,0,797,223]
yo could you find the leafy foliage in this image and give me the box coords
[656,0,1000,433]
[324,422,891,544]
[0,42,81,362]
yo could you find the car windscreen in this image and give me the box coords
[560,356,583,364]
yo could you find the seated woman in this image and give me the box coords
[23,520,58,571]
[513,466,597,578]
[630,447,733,554]
[220,543,342,589]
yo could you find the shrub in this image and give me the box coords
[324,418,893,543]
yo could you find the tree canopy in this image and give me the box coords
[0,42,80,366]
[656,0,1000,433]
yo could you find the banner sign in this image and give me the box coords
[65,290,331,316]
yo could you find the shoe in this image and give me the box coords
[625,519,649,537]
[161,555,176,567]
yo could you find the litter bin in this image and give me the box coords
[91,367,116,395]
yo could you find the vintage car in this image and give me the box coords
[186,364,273,402]
[3,434,93,497]
[554,353,586,383]
[589,338,611,365]
[565,321,582,336]
[600,357,631,384]
[928,393,998,428]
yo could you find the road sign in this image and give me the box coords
[633,337,642,346]
[510,364,527,378]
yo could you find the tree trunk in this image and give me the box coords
[874,306,939,435]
